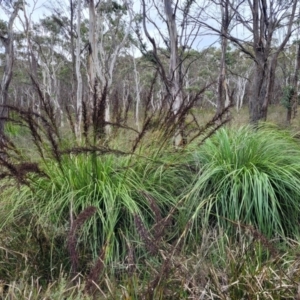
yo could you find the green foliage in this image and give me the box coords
[4,122,22,136]
[99,1,127,14]
[280,85,294,109]
[4,112,29,137]
[2,148,188,272]
[225,51,236,66]
[40,15,64,35]
[187,125,300,237]
[0,19,7,34]
[184,85,201,93]
[2,118,300,298]
[204,90,214,99]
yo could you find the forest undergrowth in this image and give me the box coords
[1,85,300,299]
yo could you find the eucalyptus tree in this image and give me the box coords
[196,0,299,124]
[232,53,253,111]
[141,0,206,146]
[0,0,21,136]
[39,0,87,137]
[110,53,138,124]
[133,53,141,130]
[87,0,134,137]
[75,0,82,137]
[31,15,74,125]
[277,40,300,124]
[19,0,38,78]
[12,1,75,123]
[206,0,239,115]
[252,0,298,123]
[51,0,82,133]
[289,40,300,122]
[217,0,231,115]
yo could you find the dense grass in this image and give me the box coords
[188,124,300,237]
[1,230,300,299]
[2,104,300,298]
[6,155,174,254]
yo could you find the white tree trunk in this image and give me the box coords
[164,0,184,147]
[0,4,20,135]
[75,0,83,139]
[132,52,141,131]
[235,65,252,111]
[216,0,230,117]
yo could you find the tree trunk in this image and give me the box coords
[88,0,104,138]
[75,0,83,138]
[70,0,77,104]
[164,0,184,147]
[132,52,141,131]
[0,4,20,137]
[235,69,250,111]
[249,0,297,124]
[249,52,268,124]
[287,42,300,123]
[292,43,300,119]
[22,0,38,79]
[216,0,230,117]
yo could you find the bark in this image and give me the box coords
[132,53,141,131]
[22,0,38,78]
[88,0,98,91]
[50,53,63,125]
[88,0,104,138]
[216,0,230,116]
[249,0,298,124]
[287,42,300,123]
[88,0,133,138]
[249,49,268,123]
[75,0,83,138]
[235,71,250,111]
[292,43,300,119]
[196,0,298,124]
[102,1,133,135]
[0,4,20,136]
[164,0,184,147]
[40,42,63,125]
[70,0,77,100]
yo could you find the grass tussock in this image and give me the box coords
[187,124,300,237]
